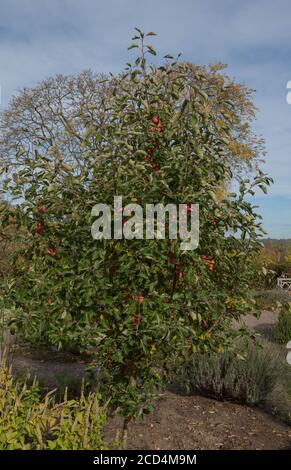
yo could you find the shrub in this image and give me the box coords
[274,302,291,344]
[0,29,272,418]
[0,360,107,450]
[178,345,283,405]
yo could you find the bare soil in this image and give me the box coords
[104,391,291,450]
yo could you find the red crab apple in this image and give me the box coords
[134,295,145,303]
[147,122,162,134]
[151,115,160,125]
[201,255,215,271]
[47,247,57,257]
[132,315,140,325]
[38,206,45,215]
[35,222,44,236]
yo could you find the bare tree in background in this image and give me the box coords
[0,64,265,191]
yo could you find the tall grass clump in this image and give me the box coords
[0,359,108,450]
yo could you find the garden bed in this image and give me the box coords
[104,390,291,450]
[7,349,291,450]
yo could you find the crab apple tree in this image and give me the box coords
[0,29,272,418]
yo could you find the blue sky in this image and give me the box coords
[0,0,290,238]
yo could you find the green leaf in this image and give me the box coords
[146,45,157,56]
[128,44,138,50]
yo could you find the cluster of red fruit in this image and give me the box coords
[35,206,46,235]
[201,255,216,272]
[46,245,59,257]
[124,292,144,325]
[34,206,60,258]
[35,221,44,236]
[150,114,162,133]
[145,115,162,174]
[132,314,141,325]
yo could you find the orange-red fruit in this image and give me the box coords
[35,222,44,236]
[134,295,145,303]
[202,255,215,271]
[38,206,45,214]
[47,247,57,257]
[151,115,160,125]
[132,315,140,325]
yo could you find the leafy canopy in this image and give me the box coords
[0,29,272,418]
